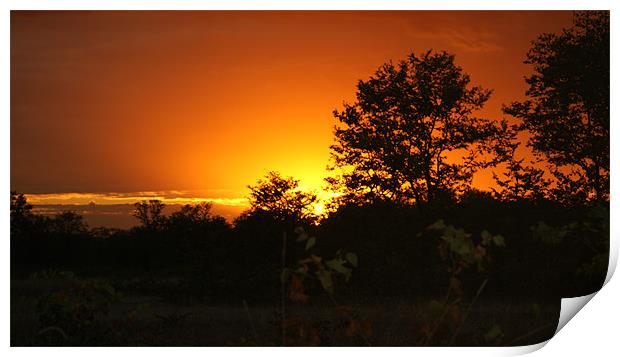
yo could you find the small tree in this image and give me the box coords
[329,50,500,210]
[50,211,88,235]
[132,200,166,230]
[503,11,609,203]
[490,122,550,201]
[246,171,318,226]
[168,202,217,226]
[11,191,34,236]
[245,172,318,346]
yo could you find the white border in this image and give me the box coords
[0,1,615,11]
[3,1,618,356]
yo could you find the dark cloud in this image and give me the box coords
[33,202,245,229]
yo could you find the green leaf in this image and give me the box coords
[449,235,473,257]
[428,219,446,231]
[310,255,322,264]
[427,299,444,317]
[454,228,467,240]
[305,237,316,250]
[481,230,492,245]
[531,303,541,318]
[280,268,290,284]
[484,324,503,341]
[326,259,352,276]
[296,232,309,242]
[316,270,333,294]
[493,235,505,247]
[295,265,309,275]
[345,252,358,267]
[531,221,563,245]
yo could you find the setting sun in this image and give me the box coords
[11,11,575,227]
[10,10,609,348]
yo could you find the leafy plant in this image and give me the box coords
[35,280,121,345]
[419,220,505,345]
[278,227,360,346]
[283,227,357,296]
[532,205,609,281]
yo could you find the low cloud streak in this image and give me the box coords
[25,191,249,207]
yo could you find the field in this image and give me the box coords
[10,276,559,346]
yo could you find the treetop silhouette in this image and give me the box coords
[133,200,166,230]
[245,171,318,225]
[328,50,501,209]
[504,11,609,204]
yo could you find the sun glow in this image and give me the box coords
[11,11,574,224]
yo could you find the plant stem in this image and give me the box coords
[419,298,461,345]
[243,299,259,343]
[280,229,287,347]
[324,289,372,347]
[448,278,488,346]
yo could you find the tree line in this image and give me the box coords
[11,11,609,304]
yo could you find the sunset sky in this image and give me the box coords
[11,11,573,225]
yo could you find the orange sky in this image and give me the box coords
[11,11,573,213]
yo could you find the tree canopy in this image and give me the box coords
[133,200,166,230]
[489,122,550,201]
[244,171,318,225]
[328,50,500,209]
[503,11,609,203]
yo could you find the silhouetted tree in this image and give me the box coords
[166,201,230,257]
[168,202,218,227]
[241,171,319,329]
[49,211,88,235]
[11,191,34,236]
[490,122,550,201]
[328,50,500,210]
[244,171,318,226]
[132,200,166,230]
[11,191,32,218]
[504,11,609,204]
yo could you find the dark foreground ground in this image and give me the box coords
[11,276,559,347]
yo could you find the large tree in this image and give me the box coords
[504,11,609,203]
[328,50,500,209]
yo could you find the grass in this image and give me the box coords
[10,277,559,346]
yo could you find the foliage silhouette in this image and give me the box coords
[418,221,505,345]
[36,279,121,345]
[240,172,320,345]
[49,211,89,235]
[490,122,550,201]
[133,200,166,230]
[328,50,501,210]
[278,227,362,346]
[11,191,33,233]
[503,11,609,204]
[244,171,318,226]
